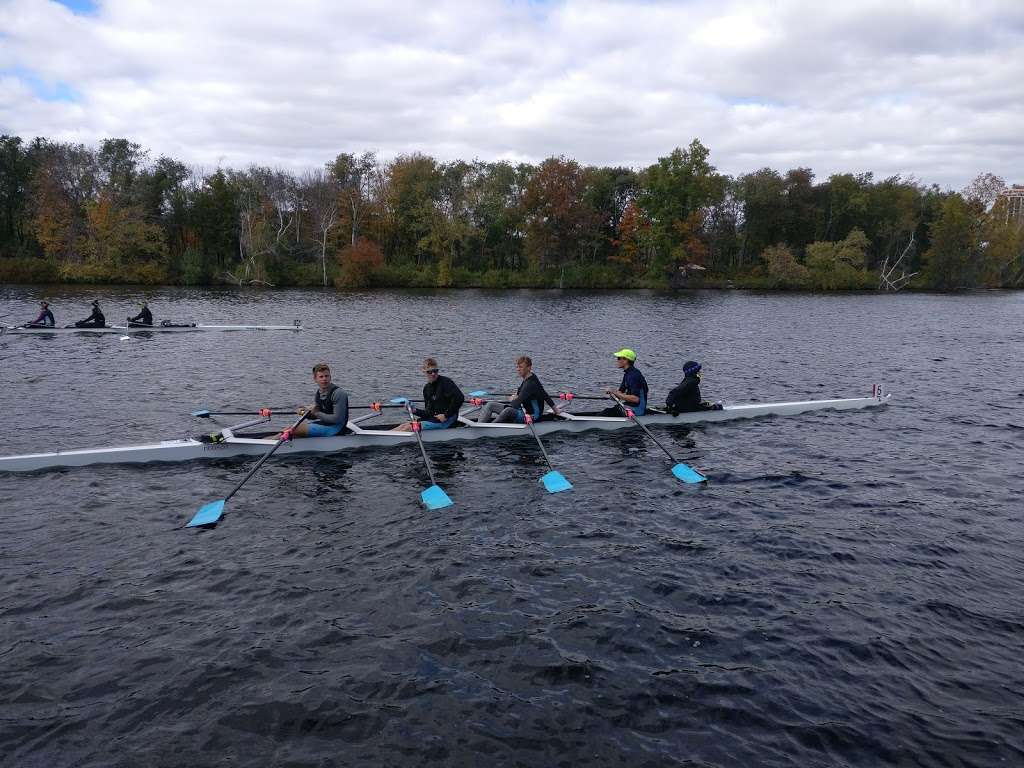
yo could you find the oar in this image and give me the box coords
[607,394,706,484]
[191,404,404,418]
[395,398,453,510]
[192,408,286,418]
[521,407,572,493]
[119,317,132,341]
[186,411,310,528]
[558,392,608,401]
[386,390,489,407]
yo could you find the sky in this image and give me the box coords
[1,0,1022,188]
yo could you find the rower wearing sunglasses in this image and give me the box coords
[392,357,465,432]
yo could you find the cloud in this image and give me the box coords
[0,0,1021,187]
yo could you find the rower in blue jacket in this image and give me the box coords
[601,348,648,416]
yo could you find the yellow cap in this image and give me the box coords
[613,348,636,362]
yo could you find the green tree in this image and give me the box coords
[922,194,981,289]
[639,139,725,275]
[805,228,871,289]
[762,243,809,288]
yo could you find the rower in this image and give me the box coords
[273,362,349,439]
[393,357,464,432]
[601,348,648,416]
[74,300,106,328]
[665,360,723,414]
[476,355,559,423]
[128,302,153,326]
[26,301,55,328]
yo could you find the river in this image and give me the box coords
[1,285,1021,767]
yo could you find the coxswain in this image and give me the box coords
[476,355,559,423]
[601,348,648,416]
[665,361,723,414]
[272,362,350,439]
[128,302,153,326]
[393,357,464,431]
[26,301,55,327]
[74,300,105,328]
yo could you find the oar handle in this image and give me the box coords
[558,392,607,401]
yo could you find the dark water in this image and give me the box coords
[1,286,1022,768]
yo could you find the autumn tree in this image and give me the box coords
[521,156,598,272]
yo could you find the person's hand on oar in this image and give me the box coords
[185,410,310,528]
[521,407,572,493]
[607,393,706,484]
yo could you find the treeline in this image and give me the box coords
[0,134,1021,290]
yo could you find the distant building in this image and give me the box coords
[997,185,1024,223]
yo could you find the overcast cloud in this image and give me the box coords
[1,0,1022,187]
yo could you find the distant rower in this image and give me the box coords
[128,302,153,326]
[74,300,105,328]
[27,301,55,328]
[602,348,648,416]
[275,362,349,439]
[476,355,559,423]
[393,357,464,432]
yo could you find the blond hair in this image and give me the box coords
[516,355,532,367]
[422,357,439,370]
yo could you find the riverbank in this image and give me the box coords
[1,257,885,291]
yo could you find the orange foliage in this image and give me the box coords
[336,237,384,288]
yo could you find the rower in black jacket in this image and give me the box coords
[128,302,153,326]
[74,300,105,328]
[393,357,464,432]
[476,355,560,423]
[665,361,722,414]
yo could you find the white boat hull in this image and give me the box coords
[0,392,891,473]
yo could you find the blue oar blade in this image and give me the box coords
[541,470,573,493]
[191,408,211,418]
[421,484,453,510]
[672,463,706,484]
[187,499,225,527]
[467,390,488,397]
[390,397,409,405]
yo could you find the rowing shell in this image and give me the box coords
[1,321,303,335]
[0,389,891,473]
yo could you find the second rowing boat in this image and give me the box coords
[1,320,303,335]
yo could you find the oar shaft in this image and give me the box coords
[406,404,438,487]
[522,408,555,472]
[224,411,308,503]
[200,404,400,416]
[608,395,677,464]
